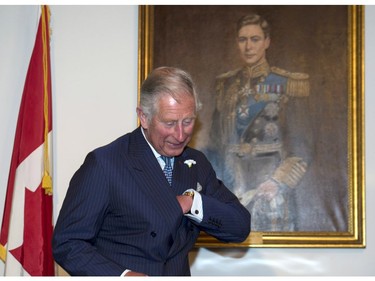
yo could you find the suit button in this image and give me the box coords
[150,231,157,238]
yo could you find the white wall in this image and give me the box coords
[0,5,374,276]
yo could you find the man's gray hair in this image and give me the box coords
[139,66,202,121]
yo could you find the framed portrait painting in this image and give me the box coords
[138,5,365,247]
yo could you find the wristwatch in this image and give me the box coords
[183,191,195,199]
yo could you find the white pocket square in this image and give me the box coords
[196,182,203,192]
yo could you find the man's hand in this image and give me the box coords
[125,270,147,276]
[176,195,193,214]
[255,179,279,201]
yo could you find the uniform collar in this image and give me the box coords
[242,60,270,79]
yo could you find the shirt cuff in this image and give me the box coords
[121,269,131,276]
[184,189,203,223]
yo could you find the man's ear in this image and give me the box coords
[136,107,149,129]
[265,37,271,50]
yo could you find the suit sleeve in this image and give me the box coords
[195,154,251,243]
[52,152,125,276]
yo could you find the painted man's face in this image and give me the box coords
[237,24,270,66]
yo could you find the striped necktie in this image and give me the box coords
[161,156,173,185]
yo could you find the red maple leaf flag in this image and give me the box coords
[0,5,54,276]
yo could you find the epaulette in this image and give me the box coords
[271,66,310,97]
[216,68,242,80]
[214,68,242,109]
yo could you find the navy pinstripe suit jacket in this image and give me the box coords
[52,127,250,276]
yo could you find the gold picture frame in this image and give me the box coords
[138,5,365,248]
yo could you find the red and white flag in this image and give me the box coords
[0,6,54,276]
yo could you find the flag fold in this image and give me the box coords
[0,5,54,276]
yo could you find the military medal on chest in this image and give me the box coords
[236,78,286,156]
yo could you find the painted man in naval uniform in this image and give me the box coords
[207,13,313,231]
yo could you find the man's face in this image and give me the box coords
[237,24,270,66]
[138,94,196,157]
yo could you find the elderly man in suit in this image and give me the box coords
[52,66,251,276]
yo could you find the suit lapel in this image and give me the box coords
[122,128,182,228]
[120,129,201,257]
[172,152,198,195]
